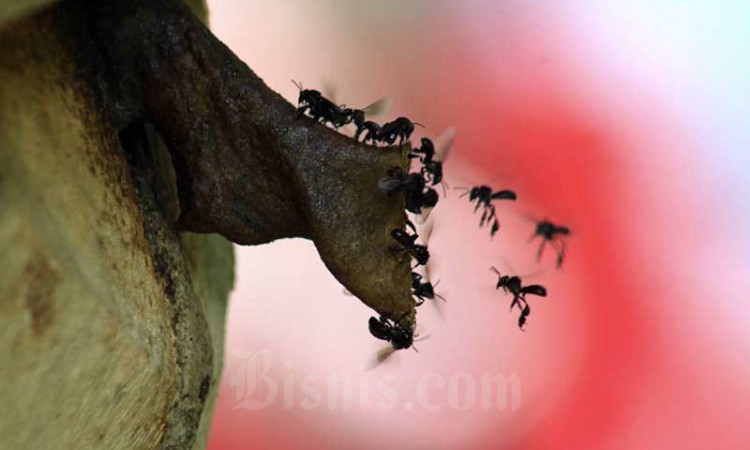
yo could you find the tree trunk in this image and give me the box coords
[0,1,233,448]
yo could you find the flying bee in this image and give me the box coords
[411,272,446,306]
[461,185,518,212]
[531,220,570,269]
[390,228,430,267]
[490,267,547,330]
[459,185,517,238]
[379,117,423,146]
[490,267,547,310]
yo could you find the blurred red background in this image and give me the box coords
[206,1,750,449]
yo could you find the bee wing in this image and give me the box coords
[322,80,338,103]
[491,190,517,201]
[518,268,547,281]
[377,177,402,193]
[430,280,447,318]
[411,332,432,352]
[491,257,519,279]
[363,345,397,370]
[522,285,547,297]
[417,261,446,318]
[434,127,456,162]
[414,207,433,224]
[362,97,392,118]
[417,216,435,243]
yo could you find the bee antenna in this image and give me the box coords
[455,186,471,198]
[490,266,501,276]
[413,333,431,351]
[291,79,303,91]
[412,122,425,128]
[439,180,449,198]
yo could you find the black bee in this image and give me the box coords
[404,187,438,218]
[342,98,390,143]
[379,117,423,146]
[490,267,547,329]
[409,137,435,162]
[368,315,414,350]
[344,108,367,139]
[378,166,425,196]
[411,272,446,306]
[518,304,531,329]
[422,159,444,187]
[459,185,517,237]
[360,121,382,144]
[491,267,547,309]
[413,138,443,186]
[292,80,346,128]
[378,166,439,218]
[329,106,355,129]
[390,228,430,267]
[531,220,570,269]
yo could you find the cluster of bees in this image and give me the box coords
[294,82,571,353]
[293,81,433,351]
[293,80,421,146]
[377,138,445,351]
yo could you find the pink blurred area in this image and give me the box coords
[206,1,750,449]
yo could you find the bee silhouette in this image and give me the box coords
[292,80,348,128]
[490,267,547,330]
[411,272,446,306]
[368,314,414,350]
[379,117,423,146]
[531,220,570,269]
[378,166,439,219]
[390,228,429,267]
[459,185,517,237]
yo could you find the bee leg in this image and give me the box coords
[490,219,499,238]
[480,207,488,226]
[536,240,546,262]
[549,239,566,269]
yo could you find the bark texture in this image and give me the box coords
[0,1,231,449]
